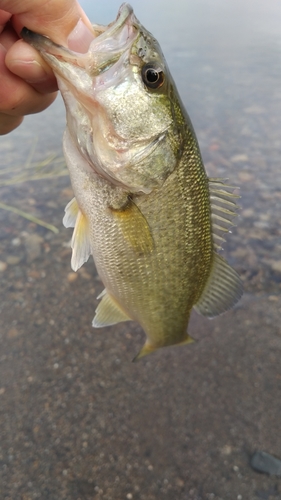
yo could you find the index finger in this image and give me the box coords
[0,9,12,33]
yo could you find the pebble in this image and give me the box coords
[230,154,249,163]
[241,208,254,218]
[78,268,92,280]
[175,478,185,488]
[24,234,43,262]
[269,260,281,273]
[0,261,7,272]
[221,445,232,455]
[67,272,78,283]
[28,270,42,280]
[244,105,265,114]
[268,295,279,302]
[251,451,281,476]
[6,256,21,265]
[7,328,20,339]
[238,171,254,182]
[11,237,21,247]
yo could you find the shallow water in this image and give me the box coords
[0,1,280,499]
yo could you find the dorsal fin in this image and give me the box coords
[194,252,243,318]
[92,290,132,327]
[209,178,240,250]
[63,197,79,228]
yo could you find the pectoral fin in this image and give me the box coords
[194,252,243,318]
[70,209,91,272]
[110,198,154,254]
[63,197,91,271]
[63,197,79,228]
[93,290,132,327]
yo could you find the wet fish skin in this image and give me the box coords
[21,4,242,360]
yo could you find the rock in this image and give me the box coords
[230,154,249,163]
[7,328,21,339]
[0,261,7,272]
[270,260,281,273]
[6,256,21,265]
[11,237,21,247]
[244,105,265,114]
[251,451,281,476]
[238,171,255,182]
[24,234,43,262]
[67,272,78,283]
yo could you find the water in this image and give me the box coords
[0,1,280,499]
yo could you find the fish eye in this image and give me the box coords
[141,63,164,89]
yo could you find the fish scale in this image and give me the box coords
[21,3,242,360]
[84,136,212,347]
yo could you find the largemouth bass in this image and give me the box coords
[21,3,243,360]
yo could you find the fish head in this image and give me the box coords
[21,3,185,193]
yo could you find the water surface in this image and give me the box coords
[0,1,280,499]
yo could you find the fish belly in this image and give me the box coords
[74,146,213,348]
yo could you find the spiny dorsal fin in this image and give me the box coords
[63,197,79,228]
[209,178,240,251]
[92,290,132,327]
[70,209,91,272]
[109,198,154,255]
[194,252,243,318]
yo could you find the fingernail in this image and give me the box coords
[67,18,95,53]
[10,59,49,83]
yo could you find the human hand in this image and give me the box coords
[0,0,92,135]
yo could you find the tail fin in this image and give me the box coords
[132,334,195,362]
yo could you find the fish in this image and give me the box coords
[21,3,243,360]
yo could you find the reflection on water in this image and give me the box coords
[0,1,280,499]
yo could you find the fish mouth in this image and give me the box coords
[21,4,169,193]
[21,3,139,82]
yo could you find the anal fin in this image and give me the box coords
[92,290,132,328]
[194,252,243,318]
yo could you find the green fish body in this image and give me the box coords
[21,4,242,359]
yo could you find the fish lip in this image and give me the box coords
[20,3,137,73]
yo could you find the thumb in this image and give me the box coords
[11,1,93,45]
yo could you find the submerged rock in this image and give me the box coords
[251,451,281,476]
